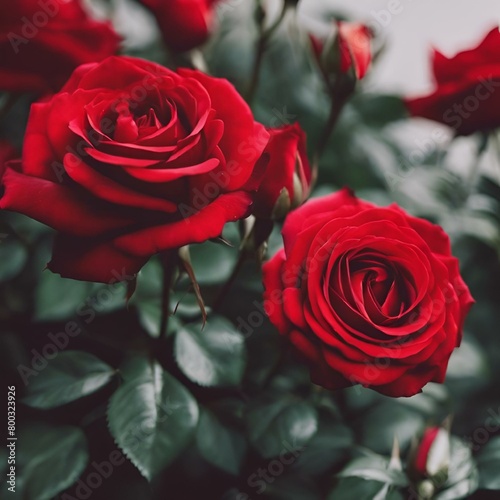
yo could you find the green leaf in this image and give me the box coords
[447,336,489,380]
[35,271,127,321]
[329,477,404,500]
[16,422,89,500]
[134,258,163,300]
[266,476,323,500]
[293,419,353,475]
[196,409,246,475]
[353,94,408,128]
[0,237,27,282]
[107,355,199,480]
[246,397,318,459]
[189,240,237,285]
[396,383,450,417]
[22,351,115,409]
[476,436,500,490]
[435,437,478,500]
[360,402,425,454]
[137,299,182,338]
[35,271,94,321]
[174,316,246,387]
[338,455,408,487]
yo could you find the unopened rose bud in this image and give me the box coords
[253,123,311,221]
[416,479,435,500]
[411,424,451,481]
[138,0,223,52]
[271,187,292,220]
[310,20,372,89]
[337,21,372,80]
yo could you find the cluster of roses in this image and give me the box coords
[2,0,491,398]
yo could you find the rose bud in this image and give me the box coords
[311,21,372,87]
[411,424,451,480]
[0,56,269,283]
[137,0,222,53]
[0,0,120,94]
[406,27,500,135]
[263,189,474,397]
[253,123,311,221]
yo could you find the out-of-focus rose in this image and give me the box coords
[263,188,473,397]
[0,56,269,283]
[406,27,500,135]
[311,21,372,83]
[409,422,452,499]
[0,0,120,93]
[412,426,451,478]
[253,123,311,220]
[138,0,221,53]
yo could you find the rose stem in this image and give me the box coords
[245,1,289,105]
[465,132,489,198]
[158,250,178,341]
[311,92,350,186]
[314,97,346,157]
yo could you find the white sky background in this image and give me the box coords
[300,0,500,95]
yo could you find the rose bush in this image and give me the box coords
[0,56,269,282]
[0,0,119,93]
[253,123,311,220]
[406,27,500,135]
[137,0,221,52]
[263,188,474,397]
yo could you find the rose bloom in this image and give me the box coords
[406,27,500,135]
[263,189,473,397]
[0,56,269,282]
[253,123,311,220]
[138,0,221,52]
[0,0,120,94]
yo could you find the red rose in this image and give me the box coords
[0,0,120,94]
[311,21,372,82]
[262,188,473,397]
[253,123,311,220]
[406,27,500,135]
[138,0,221,52]
[337,22,372,80]
[0,56,269,283]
